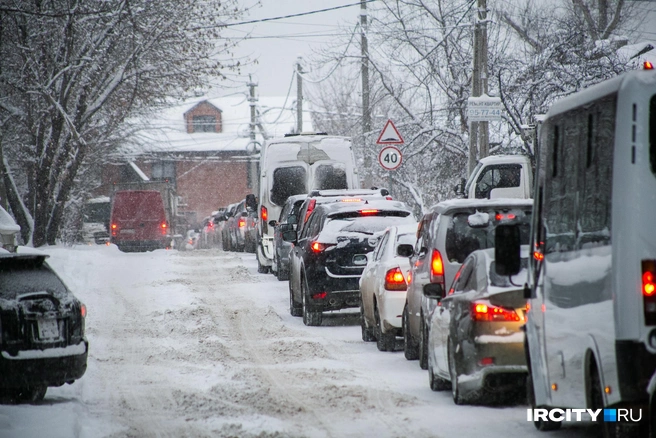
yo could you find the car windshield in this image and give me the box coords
[270,166,307,206]
[313,163,348,191]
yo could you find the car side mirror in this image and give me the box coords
[268,220,278,227]
[495,224,521,276]
[396,244,414,258]
[423,283,444,300]
[282,230,298,243]
[279,223,294,232]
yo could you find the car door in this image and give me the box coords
[435,256,476,375]
[361,230,390,323]
[407,214,432,339]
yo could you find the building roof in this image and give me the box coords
[131,94,314,155]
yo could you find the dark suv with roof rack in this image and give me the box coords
[284,199,415,326]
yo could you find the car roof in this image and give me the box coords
[431,198,533,215]
[308,188,390,198]
[317,199,411,216]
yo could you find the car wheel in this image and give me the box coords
[527,372,561,431]
[301,278,322,326]
[360,300,376,342]
[375,305,395,352]
[428,357,450,392]
[276,257,289,281]
[257,255,269,274]
[418,315,428,370]
[449,340,466,405]
[289,282,302,317]
[16,386,47,404]
[403,304,419,360]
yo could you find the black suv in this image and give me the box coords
[285,200,415,326]
[0,253,88,403]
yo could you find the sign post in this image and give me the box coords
[376,120,404,194]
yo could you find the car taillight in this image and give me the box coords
[385,196,393,200]
[239,217,246,228]
[430,249,445,288]
[340,198,363,202]
[261,206,268,234]
[311,241,333,253]
[160,221,168,235]
[305,199,316,223]
[471,301,521,322]
[384,267,407,291]
[81,304,87,319]
[495,213,516,221]
[359,209,379,216]
[111,223,118,236]
[643,260,656,325]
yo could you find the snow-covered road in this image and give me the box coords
[0,245,598,437]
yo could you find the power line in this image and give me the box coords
[208,0,377,29]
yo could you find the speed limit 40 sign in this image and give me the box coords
[378,146,403,170]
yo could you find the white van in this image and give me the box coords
[496,67,656,435]
[458,154,533,199]
[256,133,360,273]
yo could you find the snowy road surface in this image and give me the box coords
[0,246,599,437]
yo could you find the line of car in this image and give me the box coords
[254,190,535,407]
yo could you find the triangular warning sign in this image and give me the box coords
[376,119,404,144]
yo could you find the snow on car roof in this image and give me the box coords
[432,198,533,215]
[321,199,411,215]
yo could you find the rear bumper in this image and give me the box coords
[306,273,362,311]
[458,338,527,393]
[111,237,169,251]
[380,292,406,332]
[0,341,88,388]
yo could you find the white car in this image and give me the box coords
[359,222,417,351]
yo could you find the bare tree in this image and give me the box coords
[0,0,244,246]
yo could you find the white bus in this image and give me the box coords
[498,65,655,436]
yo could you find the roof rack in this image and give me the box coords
[283,132,328,137]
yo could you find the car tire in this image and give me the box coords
[419,315,428,370]
[257,255,269,274]
[375,305,395,352]
[16,386,47,404]
[428,359,450,392]
[276,257,289,281]
[528,373,561,431]
[360,298,376,342]
[403,304,419,360]
[449,340,466,405]
[289,282,302,317]
[301,278,322,326]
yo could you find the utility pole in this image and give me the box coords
[296,57,303,133]
[247,76,258,191]
[468,0,489,175]
[361,0,372,188]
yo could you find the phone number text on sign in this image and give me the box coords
[378,146,403,170]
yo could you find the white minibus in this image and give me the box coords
[497,66,655,436]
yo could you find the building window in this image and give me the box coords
[152,161,176,186]
[193,115,216,133]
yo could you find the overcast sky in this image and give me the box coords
[221,0,656,99]
[222,0,360,97]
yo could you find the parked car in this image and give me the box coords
[426,247,528,405]
[109,190,172,252]
[270,194,307,281]
[243,195,259,254]
[359,223,417,351]
[225,195,257,253]
[221,203,238,251]
[182,229,200,251]
[0,251,88,403]
[404,198,532,369]
[285,199,416,326]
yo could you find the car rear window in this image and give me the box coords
[0,261,68,299]
[313,163,348,191]
[445,209,531,264]
[271,166,307,206]
[321,215,414,240]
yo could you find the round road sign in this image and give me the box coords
[378,146,403,170]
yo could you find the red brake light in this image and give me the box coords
[359,209,379,215]
[305,199,316,223]
[261,206,268,221]
[111,223,118,236]
[80,304,87,318]
[311,241,333,253]
[384,267,407,291]
[645,61,654,70]
[340,198,363,202]
[239,217,246,228]
[643,261,656,325]
[161,222,167,229]
[644,271,656,296]
[495,213,516,221]
[471,301,521,322]
[431,249,444,276]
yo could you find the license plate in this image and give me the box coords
[353,254,368,265]
[120,229,135,234]
[37,318,59,339]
